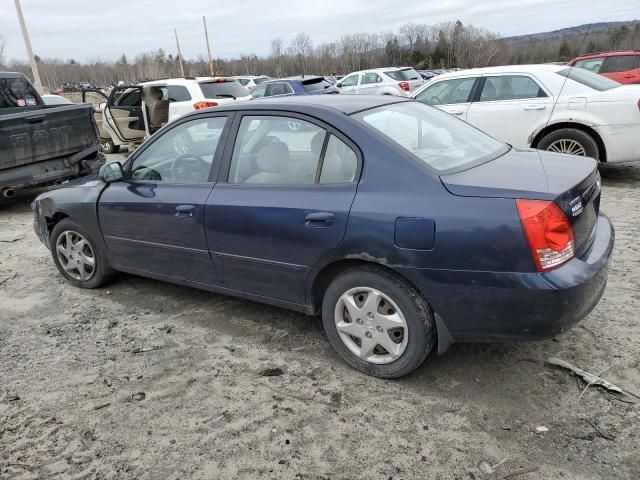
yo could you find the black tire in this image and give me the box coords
[538,128,600,160]
[322,266,436,378]
[50,218,113,289]
[101,138,120,154]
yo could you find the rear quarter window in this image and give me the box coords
[556,67,620,91]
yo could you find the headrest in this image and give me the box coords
[256,142,290,173]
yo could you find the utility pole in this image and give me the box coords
[14,0,43,93]
[203,16,214,76]
[174,29,185,77]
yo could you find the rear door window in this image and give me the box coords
[600,55,639,73]
[265,83,293,96]
[479,75,547,101]
[0,77,41,109]
[362,73,383,85]
[228,115,326,185]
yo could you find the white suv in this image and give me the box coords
[142,77,252,122]
[230,75,271,92]
[337,67,424,96]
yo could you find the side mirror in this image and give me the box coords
[99,162,124,183]
[336,83,342,88]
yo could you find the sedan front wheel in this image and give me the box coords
[50,219,112,289]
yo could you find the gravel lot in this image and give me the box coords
[1,160,639,480]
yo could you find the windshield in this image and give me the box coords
[556,67,620,92]
[199,81,250,99]
[354,102,508,173]
[301,78,333,92]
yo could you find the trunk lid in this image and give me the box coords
[441,148,601,258]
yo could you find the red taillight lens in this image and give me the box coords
[399,81,410,92]
[193,101,218,110]
[516,199,575,272]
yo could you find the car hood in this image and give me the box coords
[440,148,597,200]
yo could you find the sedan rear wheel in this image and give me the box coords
[538,128,599,160]
[322,266,436,378]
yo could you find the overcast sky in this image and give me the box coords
[1,0,639,62]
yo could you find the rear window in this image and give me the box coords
[556,68,620,91]
[385,68,421,81]
[0,77,41,109]
[199,81,250,99]
[301,78,333,92]
[354,102,508,174]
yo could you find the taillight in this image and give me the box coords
[399,81,410,92]
[516,199,575,272]
[193,101,218,110]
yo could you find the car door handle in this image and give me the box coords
[24,114,46,123]
[175,205,195,218]
[305,212,335,228]
[524,105,546,111]
[447,109,465,115]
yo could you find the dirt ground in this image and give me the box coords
[1,161,639,480]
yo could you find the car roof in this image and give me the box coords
[211,94,410,115]
[426,64,565,79]
[572,50,640,60]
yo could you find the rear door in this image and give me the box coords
[600,55,640,84]
[205,112,360,305]
[466,74,552,147]
[414,76,478,120]
[104,86,145,142]
[359,72,384,95]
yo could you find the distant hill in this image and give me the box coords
[503,21,640,44]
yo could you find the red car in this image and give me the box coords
[568,50,640,84]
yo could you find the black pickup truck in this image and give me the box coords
[0,72,103,199]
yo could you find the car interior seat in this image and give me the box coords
[145,87,169,133]
[245,142,291,184]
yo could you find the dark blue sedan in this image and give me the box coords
[32,96,614,378]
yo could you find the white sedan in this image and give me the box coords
[412,64,640,163]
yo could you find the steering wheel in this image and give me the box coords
[170,154,209,183]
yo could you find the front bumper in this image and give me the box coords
[398,213,614,344]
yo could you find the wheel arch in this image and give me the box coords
[46,212,70,233]
[530,122,607,162]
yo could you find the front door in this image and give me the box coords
[414,76,478,121]
[98,114,231,285]
[206,113,360,305]
[104,86,145,143]
[337,73,361,95]
[466,74,552,148]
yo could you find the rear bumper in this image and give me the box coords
[595,124,640,163]
[398,213,614,344]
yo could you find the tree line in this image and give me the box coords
[1,21,639,91]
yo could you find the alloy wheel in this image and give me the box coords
[55,231,96,281]
[334,287,409,365]
[546,139,587,156]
